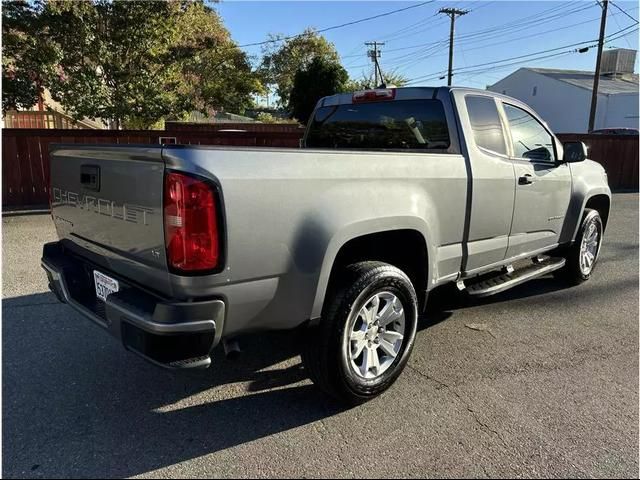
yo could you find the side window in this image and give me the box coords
[504,104,556,162]
[465,95,506,155]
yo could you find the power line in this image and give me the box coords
[387,0,584,47]
[361,1,596,68]
[342,0,638,83]
[405,41,590,84]
[609,0,639,24]
[342,0,494,55]
[345,1,596,73]
[422,25,638,86]
[408,50,588,85]
[454,7,638,56]
[235,1,436,49]
[604,21,639,42]
[377,13,442,43]
[608,1,635,48]
[449,3,595,44]
[442,52,579,86]
[353,8,637,78]
[375,1,466,43]
[383,7,635,71]
[404,23,638,86]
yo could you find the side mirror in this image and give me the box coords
[562,141,588,162]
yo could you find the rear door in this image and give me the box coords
[500,102,572,258]
[457,93,516,272]
[50,145,170,294]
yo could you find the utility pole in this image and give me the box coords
[439,7,468,86]
[365,41,385,86]
[588,0,608,132]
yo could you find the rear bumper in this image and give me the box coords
[41,241,224,369]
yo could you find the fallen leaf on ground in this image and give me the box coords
[465,323,496,338]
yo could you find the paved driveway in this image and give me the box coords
[3,193,638,478]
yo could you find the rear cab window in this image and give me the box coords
[305,99,451,151]
[464,95,507,155]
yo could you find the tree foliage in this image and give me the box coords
[289,57,348,124]
[255,111,298,124]
[2,0,263,128]
[344,69,409,92]
[259,29,340,109]
[2,1,56,113]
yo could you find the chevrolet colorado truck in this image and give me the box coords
[42,87,611,404]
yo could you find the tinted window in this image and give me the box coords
[305,99,450,150]
[504,104,555,162]
[465,96,506,155]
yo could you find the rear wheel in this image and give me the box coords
[555,209,603,285]
[302,261,418,405]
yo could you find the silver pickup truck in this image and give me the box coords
[42,86,610,404]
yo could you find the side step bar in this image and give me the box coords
[461,257,566,298]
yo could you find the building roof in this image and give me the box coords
[526,67,639,95]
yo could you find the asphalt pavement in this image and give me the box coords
[3,193,638,478]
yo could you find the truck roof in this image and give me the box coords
[318,86,506,107]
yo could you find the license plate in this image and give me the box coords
[93,270,119,301]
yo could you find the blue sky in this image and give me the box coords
[216,0,639,91]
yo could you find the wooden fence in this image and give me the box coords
[557,133,639,191]
[2,128,303,208]
[4,110,98,129]
[164,121,304,133]
[2,128,637,209]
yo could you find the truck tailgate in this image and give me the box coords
[50,145,171,295]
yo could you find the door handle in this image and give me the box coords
[518,174,534,185]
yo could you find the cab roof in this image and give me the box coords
[316,86,534,115]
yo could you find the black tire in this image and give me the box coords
[554,209,603,285]
[302,261,418,405]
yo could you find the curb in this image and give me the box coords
[3,209,50,217]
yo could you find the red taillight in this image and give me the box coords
[352,88,396,103]
[164,171,220,273]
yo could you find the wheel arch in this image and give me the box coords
[310,221,433,320]
[584,194,611,231]
[559,186,611,245]
[567,191,612,243]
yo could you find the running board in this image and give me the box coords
[462,257,566,298]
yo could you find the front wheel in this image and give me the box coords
[302,261,418,405]
[555,209,603,285]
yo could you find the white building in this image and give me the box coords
[488,49,639,133]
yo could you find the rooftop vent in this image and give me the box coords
[601,48,637,76]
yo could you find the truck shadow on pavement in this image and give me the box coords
[3,292,350,477]
[3,254,633,478]
[425,276,573,314]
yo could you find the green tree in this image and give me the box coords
[344,69,409,92]
[289,57,348,124]
[255,111,298,124]
[173,0,264,120]
[259,29,340,109]
[39,0,262,129]
[1,1,56,113]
